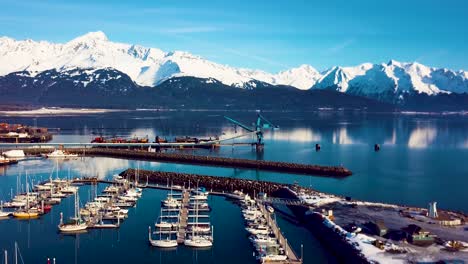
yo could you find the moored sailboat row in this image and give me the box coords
[149,185,214,249]
[239,196,289,263]
[149,188,180,248]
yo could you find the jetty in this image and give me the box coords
[20,148,352,177]
[121,169,293,197]
[176,190,190,244]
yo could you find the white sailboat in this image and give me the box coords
[58,192,87,232]
[0,201,10,218]
[148,226,178,248]
[13,173,40,219]
[162,183,181,208]
[184,196,213,248]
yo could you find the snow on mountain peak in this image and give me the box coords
[70,31,108,43]
[275,64,320,90]
[0,31,467,98]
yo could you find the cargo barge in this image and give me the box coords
[91,135,220,149]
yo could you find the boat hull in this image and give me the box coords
[58,224,88,233]
[13,212,39,219]
[149,239,178,248]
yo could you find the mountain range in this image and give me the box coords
[0,31,467,111]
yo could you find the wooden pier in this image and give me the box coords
[176,190,190,244]
[259,202,302,264]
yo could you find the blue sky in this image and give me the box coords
[1,0,467,72]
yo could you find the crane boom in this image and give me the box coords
[223,114,278,151]
[223,116,255,132]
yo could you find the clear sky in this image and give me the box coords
[1,0,467,72]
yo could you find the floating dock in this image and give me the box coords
[176,190,190,244]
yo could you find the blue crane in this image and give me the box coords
[223,113,279,151]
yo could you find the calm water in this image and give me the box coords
[0,110,467,263]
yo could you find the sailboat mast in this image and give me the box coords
[25,172,29,210]
[75,192,80,219]
[14,242,17,264]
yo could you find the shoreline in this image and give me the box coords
[0,106,466,116]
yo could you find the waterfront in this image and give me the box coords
[1,111,467,212]
[0,110,467,263]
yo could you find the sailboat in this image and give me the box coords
[155,208,175,228]
[148,226,178,248]
[3,242,23,264]
[184,195,213,248]
[13,172,39,219]
[58,192,87,232]
[0,201,10,218]
[162,182,181,208]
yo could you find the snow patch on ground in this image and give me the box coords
[0,107,122,116]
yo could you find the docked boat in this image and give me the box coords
[34,182,54,191]
[0,202,10,218]
[258,254,287,262]
[119,195,138,202]
[148,226,178,248]
[2,149,25,159]
[185,196,213,248]
[113,201,135,208]
[123,187,142,199]
[188,225,211,233]
[58,193,87,233]
[249,235,277,245]
[266,205,275,213]
[103,185,120,193]
[0,211,10,217]
[184,235,213,248]
[13,179,39,219]
[163,197,181,208]
[60,185,78,194]
[112,174,127,184]
[225,190,245,200]
[246,225,270,235]
[45,149,78,159]
[12,210,39,219]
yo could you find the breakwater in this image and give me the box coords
[121,168,292,196]
[23,148,352,177]
[273,188,371,264]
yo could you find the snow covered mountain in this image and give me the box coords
[0,31,317,90]
[313,60,468,103]
[0,31,467,104]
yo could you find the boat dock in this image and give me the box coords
[176,190,190,244]
[258,202,302,264]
